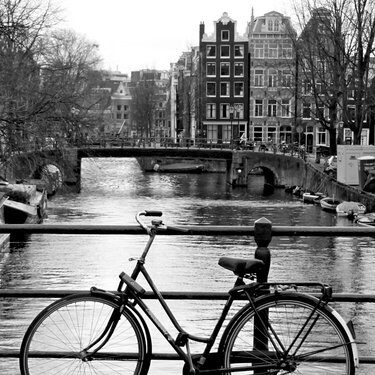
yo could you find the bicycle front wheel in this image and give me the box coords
[220,293,355,374]
[20,293,149,375]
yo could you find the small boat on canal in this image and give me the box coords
[153,162,205,173]
[0,182,47,224]
[354,212,375,227]
[320,197,341,212]
[336,201,366,217]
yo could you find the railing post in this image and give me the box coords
[253,217,272,374]
[253,217,272,282]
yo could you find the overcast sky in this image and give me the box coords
[59,0,291,74]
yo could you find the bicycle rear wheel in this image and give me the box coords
[220,293,355,374]
[20,293,149,375]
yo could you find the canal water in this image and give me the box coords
[0,157,374,374]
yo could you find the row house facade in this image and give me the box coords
[248,11,296,146]
[199,12,250,143]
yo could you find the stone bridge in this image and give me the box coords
[6,145,375,211]
[7,146,306,190]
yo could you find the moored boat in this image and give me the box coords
[153,162,205,173]
[320,197,341,212]
[355,212,375,227]
[302,192,320,204]
[0,183,47,224]
[336,201,366,217]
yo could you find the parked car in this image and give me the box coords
[324,155,337,177]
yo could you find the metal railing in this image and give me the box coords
[1,220,375,365]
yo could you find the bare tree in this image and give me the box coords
[0,0,103,174]
[130,78,157,138]
[291,0,375,153]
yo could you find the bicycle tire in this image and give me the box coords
[20,293,150,375]
[219,292,356,374]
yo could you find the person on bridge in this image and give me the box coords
[239,133,247,148]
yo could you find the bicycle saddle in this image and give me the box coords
[218,257,264,276]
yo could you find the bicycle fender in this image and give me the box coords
[330,309,359,368]
[90,288,153,371]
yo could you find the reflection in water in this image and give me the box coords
[0,158,374,374]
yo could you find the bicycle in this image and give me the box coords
[20,210,359,374]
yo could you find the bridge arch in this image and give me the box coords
[233,151,306,188]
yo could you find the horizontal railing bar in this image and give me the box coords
[2,349,373,363]
[1,289,375,302]
[0,224,374,236]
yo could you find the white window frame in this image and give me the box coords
[206,82,216,97]
[234,62,244,77]
[206,103,216,119]
[206,45,216,58]
[221,30,229,41]
[220,62,230,77]
[206,62,216,77]
[254,69,264,87]
[234,45,244,58]
[234,82,244,97]
[220,82,230,97]
[221,45,230,58]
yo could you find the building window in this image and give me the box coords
[302,103,311,119]
[220,103,230,119]
[124,105,129,111]
[206,62,216,76]
[222,125,231,142]
[254,44,264,58]
[281,70,292,87]
[206,45,216,58]
[317,127,326,145]
[206,82,216,97]
[116,113,122,119]
[221,30,229,41]
[206,103,216,119]
[268,19,274,31]
[221,45,230,57]
[207,125,218,142]
[117,105,121,111]
[274,19,280,31]
[220,82,230,97]
[220,62,230,76]
[316,103,325,119]
[282,46,292,58]
[234,62,244,77]
[268,43,278,58]
[234,103,244,119]
[234,82,244,97]
[303,80,312,95]
[268,69,277,87]
[234,45,244,58]
[267,99,277,117]
[254,69,264,86]
[254,126,263,142]
[254,99,263,117]
[281,99,291,117]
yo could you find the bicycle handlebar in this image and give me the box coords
[136,211,190,234]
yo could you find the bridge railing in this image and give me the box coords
[1,221,374,366]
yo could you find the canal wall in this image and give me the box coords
[303,162,375,212]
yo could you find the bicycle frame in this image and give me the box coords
[117,221,241,373]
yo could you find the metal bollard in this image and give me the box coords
[253,217,272,373]
[254,217,272,283]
